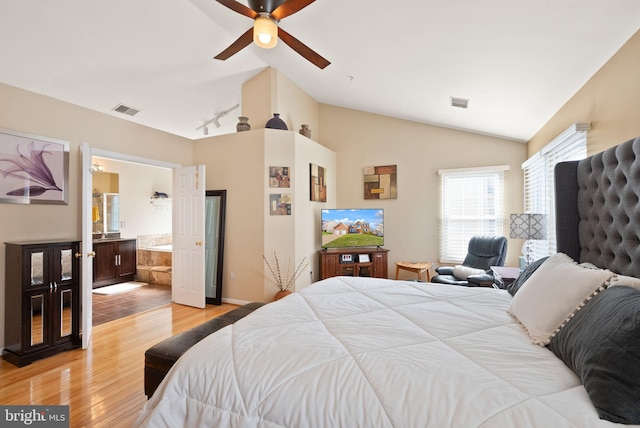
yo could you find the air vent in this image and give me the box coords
[113,103,140,116]
[451,97,469,109]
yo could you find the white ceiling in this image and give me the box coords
[0,1,638,142]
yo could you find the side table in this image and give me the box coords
[395,261,432,282]
[490,266,521,289]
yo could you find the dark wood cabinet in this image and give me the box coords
[4,240,81,367]
[93,239,136,288]
[320,248,389,280]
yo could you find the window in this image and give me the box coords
[522,123,589,260]
[439,166,508,263]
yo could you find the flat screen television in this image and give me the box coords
[321,208,384,249]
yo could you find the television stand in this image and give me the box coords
[319,247,389,280]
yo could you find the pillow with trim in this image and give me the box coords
[508,252,613,345]
[548,286,640,424]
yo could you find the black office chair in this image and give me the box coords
[431,235,508,287]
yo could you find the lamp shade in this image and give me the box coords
[253,15,278,49]
[510,213,547,240]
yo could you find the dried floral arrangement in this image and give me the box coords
[263,252,309,292]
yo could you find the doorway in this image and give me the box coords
[87,152,177,327]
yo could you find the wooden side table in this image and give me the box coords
[395,261,432,281]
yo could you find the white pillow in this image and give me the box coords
[452,265,486,280]
[508,253,614,346]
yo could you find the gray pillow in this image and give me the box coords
[548,286,640,424]
[506,256,548,296]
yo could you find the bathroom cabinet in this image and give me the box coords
[93,239,137,288]
[3,240,81,367]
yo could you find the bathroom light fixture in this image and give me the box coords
[91,163,104,173]
[253,13,278,49]
[196,104,240,135]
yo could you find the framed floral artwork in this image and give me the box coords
[0,128,69,205]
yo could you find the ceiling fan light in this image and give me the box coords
[253,15,278,49]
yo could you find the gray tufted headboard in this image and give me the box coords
[555,135,640,278]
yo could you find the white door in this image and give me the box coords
[173,165,206,308]
[80,143,95,349]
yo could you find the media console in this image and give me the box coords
[319,247,389,280]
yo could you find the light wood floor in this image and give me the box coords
[0,302,238,427]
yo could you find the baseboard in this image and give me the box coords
[221,297,254,306]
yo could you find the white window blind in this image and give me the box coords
[439,166,508,263]
[522,123,589,260]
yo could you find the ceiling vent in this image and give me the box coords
[451,97,469,109]
[113,103,140,116]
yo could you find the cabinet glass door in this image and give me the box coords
[60,288,73,338]
[30,293,47,347]
[30,251,45,286]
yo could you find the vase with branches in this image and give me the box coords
[263,252,309,300]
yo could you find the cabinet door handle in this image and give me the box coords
[49,282,54,293]
[117,254,121,266]
[88,251,96,258]
[53,282,58,292]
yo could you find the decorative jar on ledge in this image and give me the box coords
[236,116,250,132]
[265,113,288,130]
[299,124,311,138]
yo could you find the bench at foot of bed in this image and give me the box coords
[144,302,265,398]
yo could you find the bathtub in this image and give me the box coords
[144,244,172,252]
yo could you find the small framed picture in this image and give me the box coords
[358,254,370,263]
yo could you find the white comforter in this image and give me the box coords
[135,277,633,427]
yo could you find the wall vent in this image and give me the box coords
[450,97,469,109]
[113,103,140,116]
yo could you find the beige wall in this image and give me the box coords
[241,67,320,142]
[0,82,192,349]
[194,129,336,302]
[528,29,640,156]
[319,105,527,277]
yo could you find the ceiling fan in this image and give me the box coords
[214,0,331,69]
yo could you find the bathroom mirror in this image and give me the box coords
[205,190,226,305]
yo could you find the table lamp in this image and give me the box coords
[509,213,547,267]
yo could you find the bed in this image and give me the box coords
[134,136,640,427]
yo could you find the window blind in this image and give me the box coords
[522,123,589,260]
[439,166,507,263]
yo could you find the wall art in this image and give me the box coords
[270,193,291,215]
[310,163,327,202]
[0,128,69,205]
[364,165,397,200]
[269,166,290,188]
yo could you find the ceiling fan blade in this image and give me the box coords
[215,0,258,19]
[271,0,315,20]
[278,27,330,69]
[214,28,254,61]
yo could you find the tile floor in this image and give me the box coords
[92,283,172,326]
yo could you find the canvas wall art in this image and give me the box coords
[364,165,397,200]
[270,194,291,215]
[310,163,327,202]
[269,166,290,188]
[0,128,69,204]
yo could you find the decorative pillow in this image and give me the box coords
[452,265,486,280]
[548,286,640,424]
[507,252,613,345]
[609,273,640,290]
[506,256,549,296]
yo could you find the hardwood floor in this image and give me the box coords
[0,302,238,427]
[92,283,172,326]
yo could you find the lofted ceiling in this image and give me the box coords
[0,1,639,142]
